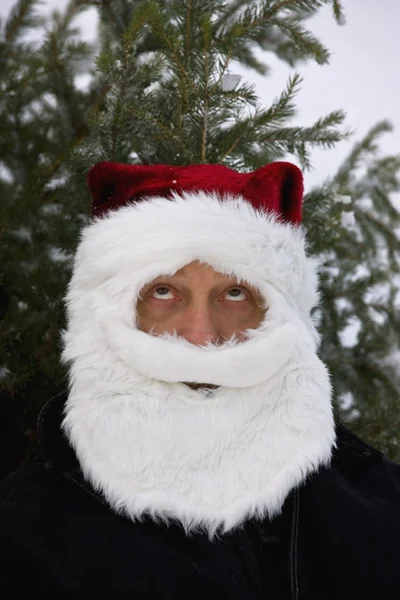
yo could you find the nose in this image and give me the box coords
[178,306,220,346]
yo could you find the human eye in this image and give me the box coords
[224,287,248,302]
[151,285,176,300]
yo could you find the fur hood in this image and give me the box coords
[62,190,335,539]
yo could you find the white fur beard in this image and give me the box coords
[62,307,335,540]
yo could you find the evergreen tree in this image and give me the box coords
[1,0,399,476]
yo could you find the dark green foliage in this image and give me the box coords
[306,121,400,459]
[1,0,399,474]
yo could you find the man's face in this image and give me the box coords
[136,261,266,347]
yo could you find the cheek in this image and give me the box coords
[216,303,265,332]
[247,310,266,330]
[145,298,182,316]
[136,299,182,332]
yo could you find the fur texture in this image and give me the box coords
[62,191,335,539]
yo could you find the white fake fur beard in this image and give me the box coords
[62,190,335,539]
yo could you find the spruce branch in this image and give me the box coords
[146,0,188,80]
[185,0,192,58]
[2,0,42,45]
[331,0,345,25]
[211,51,237,92]
[200,15,212,162]
[333,120,393,188]
[218,123,251,163]
[274,18,329,64]
[256,73,302,126]
[129,104,191,156]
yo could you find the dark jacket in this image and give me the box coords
[1,394,399,600]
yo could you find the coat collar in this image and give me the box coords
[37,393,383,499]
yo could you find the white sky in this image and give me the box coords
[2,0,400,190]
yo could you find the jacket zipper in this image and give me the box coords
[249,490,300,600]
[289,490,300,600]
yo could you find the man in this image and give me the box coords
[1,161,399,599]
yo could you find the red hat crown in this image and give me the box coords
[87,161,303,224]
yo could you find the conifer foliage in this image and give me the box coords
[1,0,399,474]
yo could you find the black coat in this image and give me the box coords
[1,394,400,600]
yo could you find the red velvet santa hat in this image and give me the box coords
[87,161,303,224]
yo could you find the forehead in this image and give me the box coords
[152,261,241,282]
